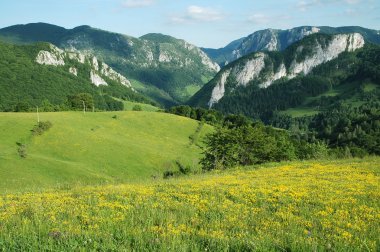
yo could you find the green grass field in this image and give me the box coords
[184,84,202,97]
[0,111,212,192]
[121,100,160,112]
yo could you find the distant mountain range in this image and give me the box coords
[190,32,380,121]
[202,26,380,66]
[0,23,379,113]
[0,23,220,106]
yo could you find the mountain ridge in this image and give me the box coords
[189,33,368,109]
[202,26,380,66]
[0,22,220,106]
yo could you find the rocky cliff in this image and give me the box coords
[192,33,365,108]
[202,26,379,66]
[35,44,134,89]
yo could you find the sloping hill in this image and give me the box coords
[0,23,220,105]
[0,111,212,191]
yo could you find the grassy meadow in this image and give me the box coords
[0,111,379,251]
[122,100,160,112]
[0,159,379,251]
[0,111,211,192]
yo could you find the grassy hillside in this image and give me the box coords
[0,111,212,192]
[122,100,160,112]
[0,158,378,250]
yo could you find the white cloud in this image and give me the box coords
[297,0,362,11]
[187,6,223,21]
[247,13,292,27]
[297,0,316,12]
[170,5,224,24]
[248,14,271,25]
[122,0,154,8]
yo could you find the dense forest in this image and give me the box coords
[0,41,154,112]
[270,102,380,156]
[167,105,330,171]
[168,100,380,159]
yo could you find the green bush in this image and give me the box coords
[163,170,180,179]
[132,105,142,111]
[295,141,329,160]
[201,124,297,171]
[176,161,191,175]
[16,142,27,158]
[31,121,53,136]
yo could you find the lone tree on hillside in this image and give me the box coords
[67,93,94,111]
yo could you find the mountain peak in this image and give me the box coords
[72,25,92,31]
[0,22,67,33]
[202,25,380,66]
[140,33,178,43]
[191,33,365,108]
[0,22,67,44]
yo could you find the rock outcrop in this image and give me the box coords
[35,44,134,89]
[207,33,365,108]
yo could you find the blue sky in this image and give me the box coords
[0,0,379,48]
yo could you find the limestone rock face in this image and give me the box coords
[207,33,365,107]
[35,43,134,89]
[90,70,107,86]
[288,33,365,78]
[36,45,65,66]
[69,67,77,76]
[208,70,231,108]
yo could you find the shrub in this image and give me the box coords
[176,161,191,175]
[295,141,329,160]
[349,146,368,158]
[16,142,27,158]
[132,105,142,111]
[200,124,297,171]
[31,121,53,136]
[163,170,179,179]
